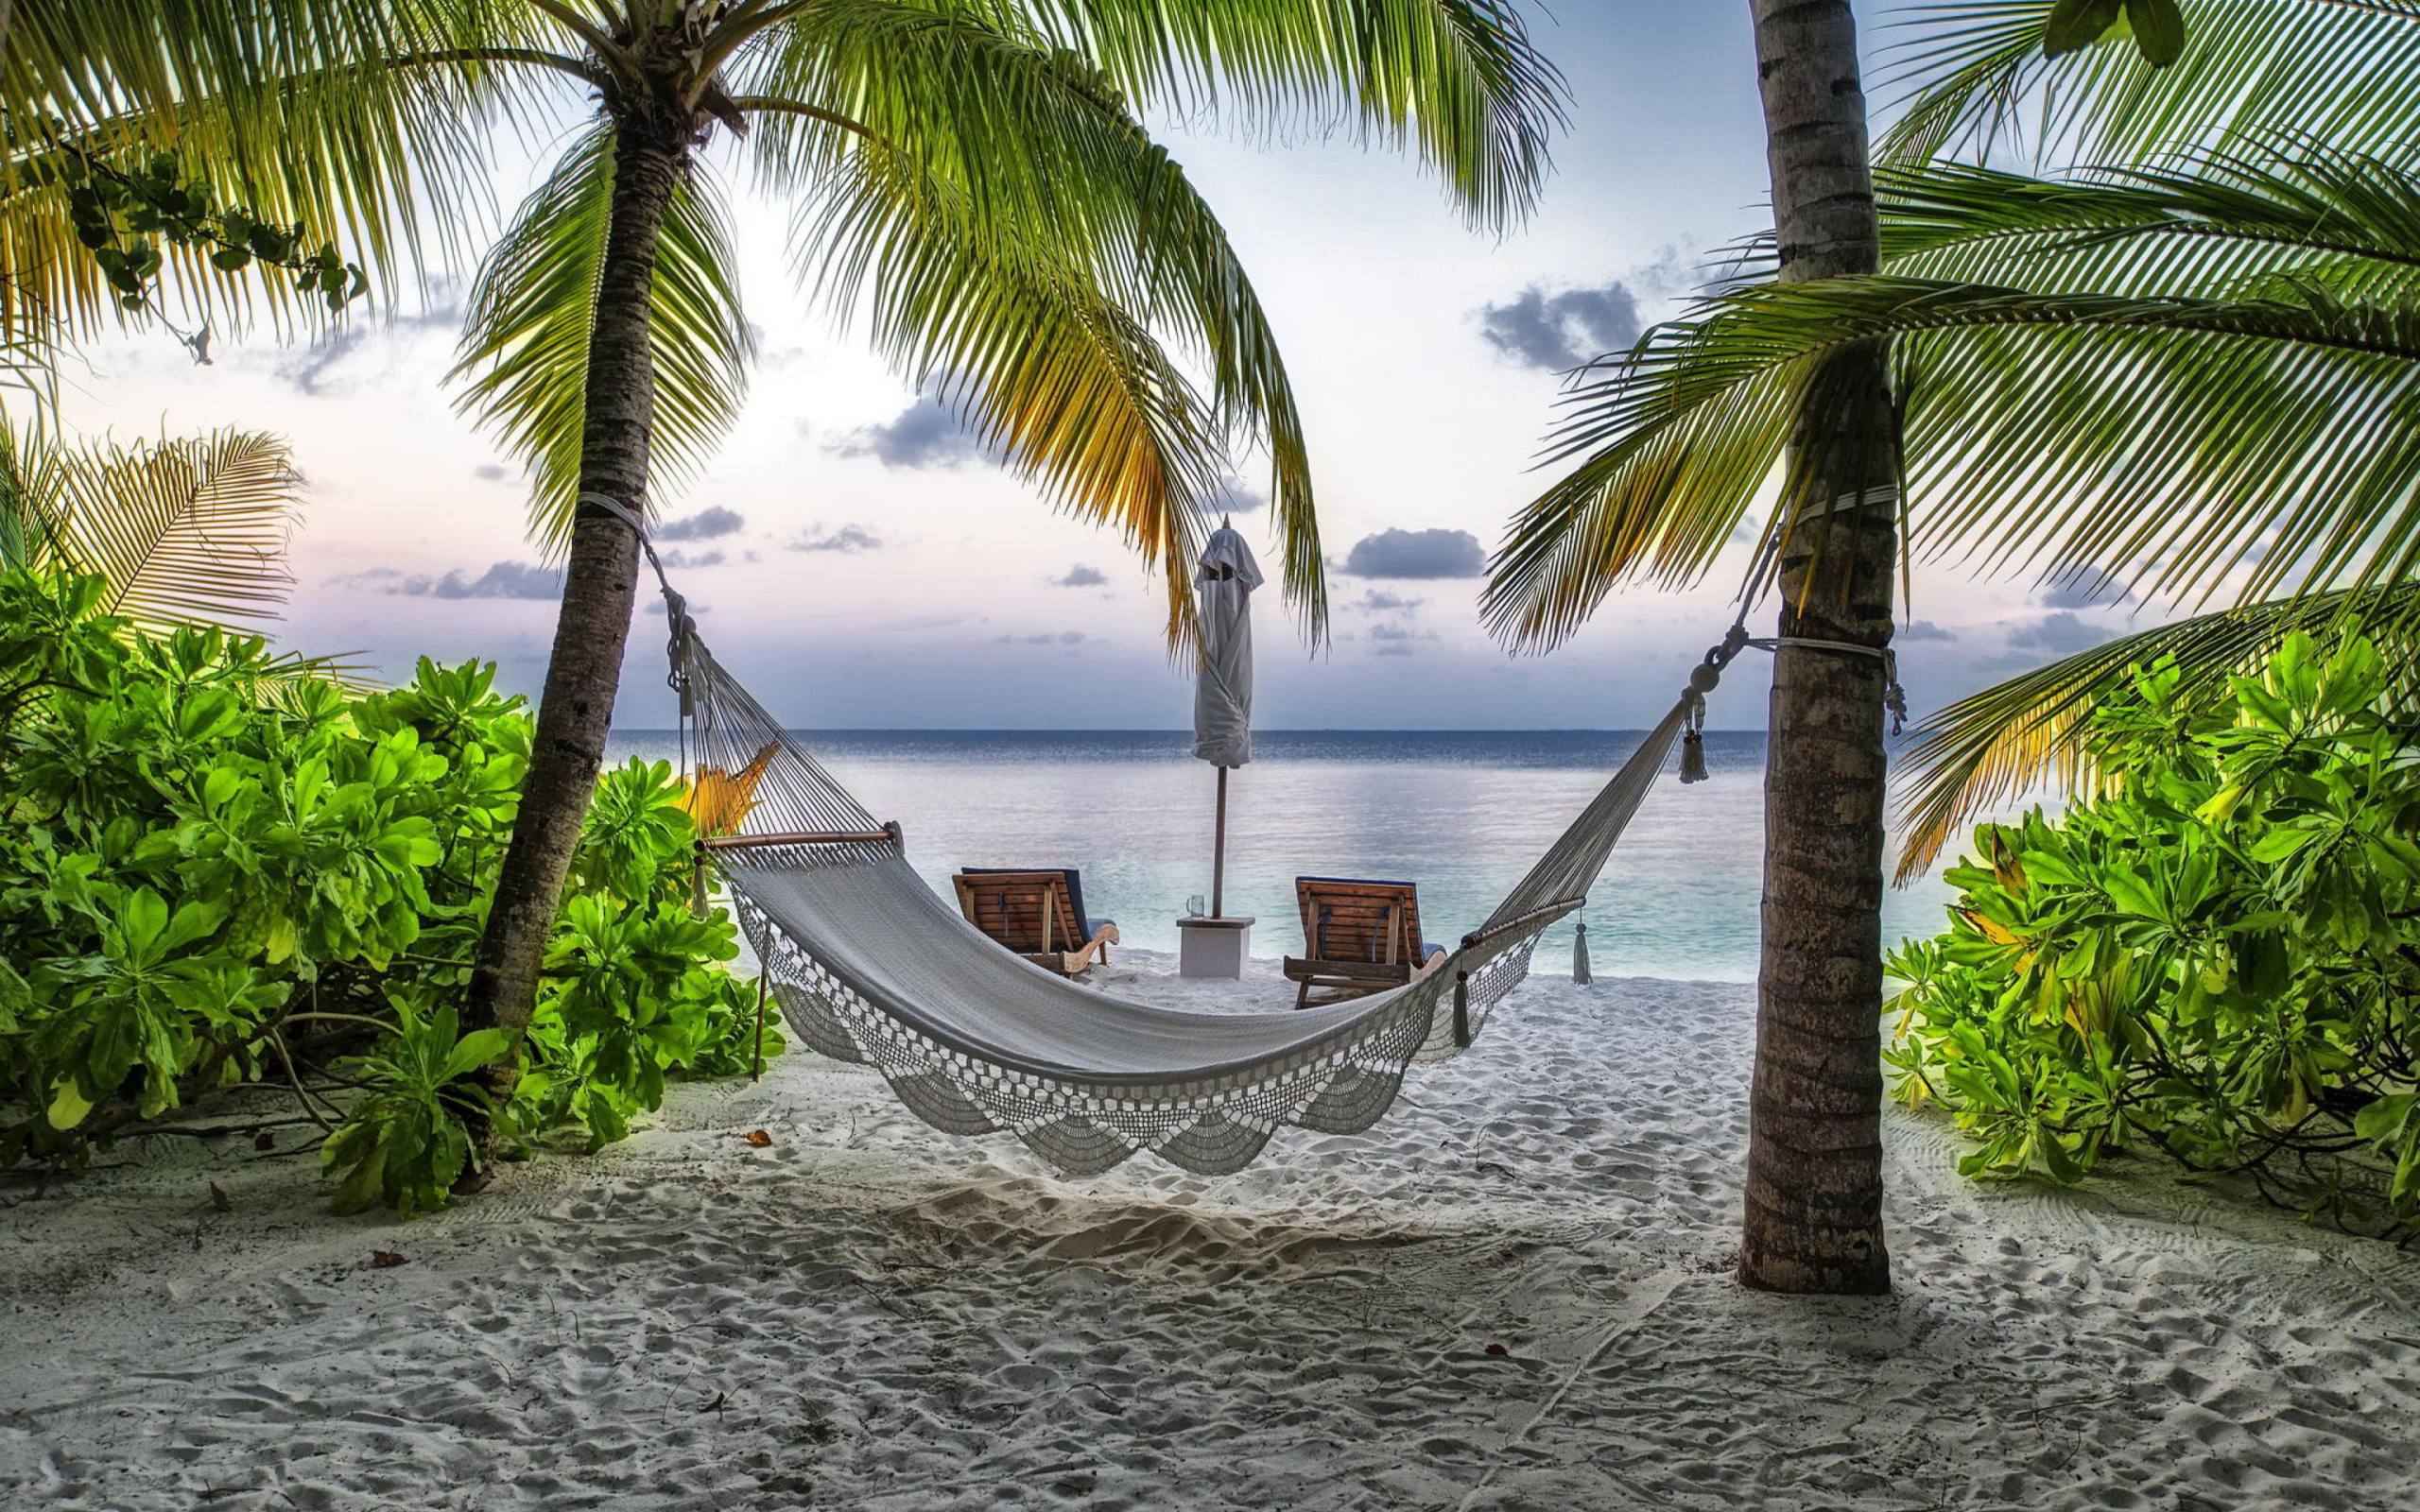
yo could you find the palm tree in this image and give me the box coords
[6,3,1564,1053]
[1715,0,1898,1296]
[1486,0,1909,1297]
[1488,1,2420,1293]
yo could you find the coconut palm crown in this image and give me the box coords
[1482,0,2420,879]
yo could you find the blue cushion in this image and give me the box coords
[959,867,1093,938]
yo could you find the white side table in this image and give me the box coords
[1175,916,1254,979]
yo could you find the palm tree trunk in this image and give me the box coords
[465,117,687,1052]
[1739,0,1897,1295]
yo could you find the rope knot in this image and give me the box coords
[1704,622,1753,670]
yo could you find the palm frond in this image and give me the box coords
[979,0,1566,230]
[804,147,1231,647]
[1874,143,2420,304]
[450,124,755,549]
[8,424,302,633]
[743,3,1328,635]
[0,2,540,339]
[1485,275,2420,651]
[1881,0,2420,168]
[1892,582,2420,878]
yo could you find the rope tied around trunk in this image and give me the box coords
[579,490,699,715]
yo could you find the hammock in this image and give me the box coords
[612,495,1775,1175]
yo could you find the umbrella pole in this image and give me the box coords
[1212,765,1229,917]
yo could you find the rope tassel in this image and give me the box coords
[1678,659,1721,784]
[1572,920,1592,985]
[1678,731,1707,784]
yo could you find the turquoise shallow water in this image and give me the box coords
[603,729,1966,984]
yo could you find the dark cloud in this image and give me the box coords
[275,326,372,398]
[790,523,885,554]
[826,396,997,470]
[1477,283,1645,370]
[1351,589,1426,613]
[659,548,725,570]
[332,561,564,600]
[2038,570,2134,609]
[656,506,745,541]
[1365,623,1437,643]
[1973,610,2121,670]
[1340,527,1483,579]
[1897,619,1957,643]
[1050,565,1109,588]
[2008,610,2117,655]
[473,464,510,483]
[1216,474,1268,514]
[269,287,463,397]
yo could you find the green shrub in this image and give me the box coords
[0,568,778,1213]
[1886,633,2420,1237]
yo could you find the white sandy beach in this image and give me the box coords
[5,953,2418,1511]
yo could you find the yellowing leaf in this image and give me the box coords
[46,1077,94,1131]
[679,743,777,838]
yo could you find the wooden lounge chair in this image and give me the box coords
[1283,876,1447,1008]
[952,868,1120,976]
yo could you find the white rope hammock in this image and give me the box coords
[591,492,1890,1175]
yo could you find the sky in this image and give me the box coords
[53,2,2155,730]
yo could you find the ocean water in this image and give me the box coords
[605,729,1969,984]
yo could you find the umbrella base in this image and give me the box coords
[1176,915,1255,979]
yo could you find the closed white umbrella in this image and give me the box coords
[1191,524,1261,916]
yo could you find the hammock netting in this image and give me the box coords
[670,604,1723,1176]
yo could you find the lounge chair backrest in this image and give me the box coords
[954,870,1087,954]
[1294,877,1426,965]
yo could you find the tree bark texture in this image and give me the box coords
[465,119,687,1046]
[1740,0,1897,1295]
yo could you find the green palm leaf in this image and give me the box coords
[1486,272,2420,650]
[995,0,1566,231]
[1882,0,2420,168]
[1892,583,2420,877]
[0,2,519,340]
[4,422,302,632]
[806,148,1233,646]
[450,124,756,549]
[745,2,1332,635]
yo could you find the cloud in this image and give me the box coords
[1340,527,1483,579]
[825,395,997,470]
[659,548,725,570]
[1972,610,2121,670]
[473,464,510,483]
[656,506,745,542]
[1216,474,1268,514]
[789,523,885,554]
[1350,589,1426,613]
[330,560,564,600]
[2008,610,2117,655]
[1365,623,1437,643]
[1050,565,1109,588]
[2038,570,2134,609]
[1896,619,1957,643]
[995,630,1090,645]
[269,287,463,397]
[643,598,708,616]
[1477,283,1645,370]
